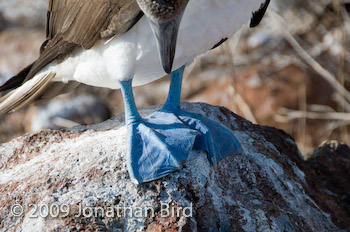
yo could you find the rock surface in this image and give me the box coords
[0,103,349,232]
[305,141,350,229]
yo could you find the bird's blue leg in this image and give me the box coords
[149,66,244,166]
[119,79,197,184]
[162,66,184,110]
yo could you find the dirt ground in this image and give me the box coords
[0,0,349,157]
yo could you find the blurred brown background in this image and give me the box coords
[0,0,349,157]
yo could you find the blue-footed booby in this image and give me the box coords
[0,0,270,184]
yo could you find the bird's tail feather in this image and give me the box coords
[0,63,34,92]
[0,72,56,113]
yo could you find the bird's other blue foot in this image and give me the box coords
[119,79,198,184]
[149,65,243,168]
[163,109,243,165]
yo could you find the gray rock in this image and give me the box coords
[25,95,112,132]
[305,141,350,230]
[0,103,348,231]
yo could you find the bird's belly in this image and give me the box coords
[50,0,263,89]
[50,19,163,89]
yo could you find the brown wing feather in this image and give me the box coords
[0,73,56,113]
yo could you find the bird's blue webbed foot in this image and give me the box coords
[148,66,243,166]
[119,79,198,184]
[127,113,199,184]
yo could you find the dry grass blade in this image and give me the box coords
[275,108,350,122]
